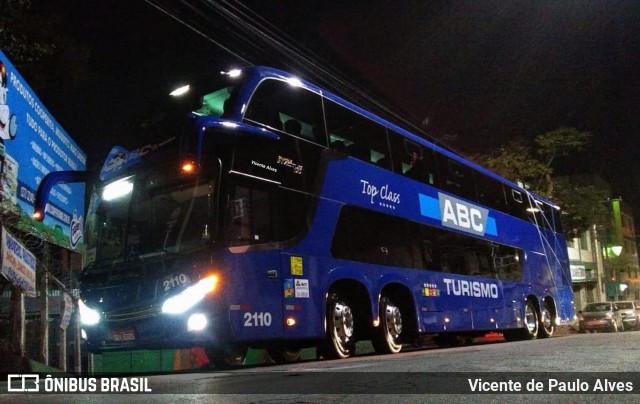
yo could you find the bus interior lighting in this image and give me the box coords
[169,84,190,97]
[286,77,303,87]
[221,69,242,78]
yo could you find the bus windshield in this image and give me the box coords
[84,163,216,269]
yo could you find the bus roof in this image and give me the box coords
[243,66,558,210]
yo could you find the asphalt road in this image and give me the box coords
[3,330,640,403]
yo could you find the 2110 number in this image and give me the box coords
[243,312,272,327]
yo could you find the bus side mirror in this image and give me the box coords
[34,170,92,221]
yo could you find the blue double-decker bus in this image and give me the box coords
[35,66,574,366]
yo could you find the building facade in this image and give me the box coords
[568,228,603,309]
[570,199,640,310]
[603,199,639,301]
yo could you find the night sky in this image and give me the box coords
[26,1,640,215]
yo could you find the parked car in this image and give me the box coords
[614,301,639,331]
[578,302,624,333]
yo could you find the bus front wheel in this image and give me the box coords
[267,346,302,363]
[372,296,403,354]
[322,292,356,359]
[206,344,247,368]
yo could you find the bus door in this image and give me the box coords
[224,184,284,341]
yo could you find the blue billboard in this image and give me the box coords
[0,49,86,250]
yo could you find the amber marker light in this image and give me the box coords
[33,210,43,221]
[181,160,197,173]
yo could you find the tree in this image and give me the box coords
[469,137,549,195]
[533,127,592,196]
[0,0,91,91]
[469,127,607,237]
[553,175,611,238]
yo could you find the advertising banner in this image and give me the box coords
[1,226,36,296]
[0,49,86,250]
[60,292,73,330]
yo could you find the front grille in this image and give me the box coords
[104,304,160,322]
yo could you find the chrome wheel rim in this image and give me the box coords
[525,303,537,333]
[332,300,354,346]
[385,304,403,339]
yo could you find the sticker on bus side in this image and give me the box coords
[422,283,441,297]
[290,256,303,275]
[418,192,498,237]
[360,179,401,210]
[294,279,310,298]
[284,278,294,298]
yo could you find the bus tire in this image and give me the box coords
[538,299,555,338]
[322,292,356,359]
[372,296,403,354]
[206,344,247,368]
[522,299,539,339]
[267,347,302,364]
[503,300,539,341]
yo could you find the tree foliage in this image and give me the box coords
[0,0,91,91]
[533,127,592,196]
[469,127,608,237]
[1,1,57,66]
[553,176,611,238]
[470,138,549,195]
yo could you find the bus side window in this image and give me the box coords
[492,245,523,282]
[436,154,476,201]
[389,133,436,185]
[527,199,552,229]
[552,207,564,234]
[225,186,272,246]
[324,99,389,167]
[243,78,327,146]
[507,188,528,220]
[475,172,508,212]
[331,206,421,269]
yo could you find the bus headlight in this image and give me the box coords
[187,313,208,331]
[162,275,219,314]
[78,299,101,325]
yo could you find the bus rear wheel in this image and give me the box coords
[322,292,356,359]
[372,296,403,354]
[538,300,555,338]
[503,300,539,341]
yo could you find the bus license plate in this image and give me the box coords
[111,328,136,341]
